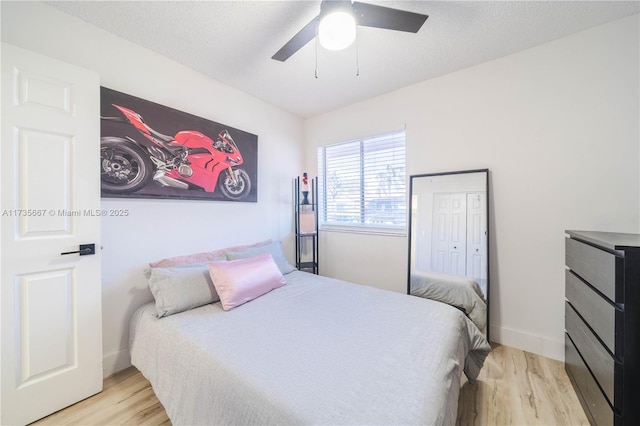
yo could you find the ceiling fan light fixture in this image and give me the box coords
[318,10,356,51]
[272,0,428,62]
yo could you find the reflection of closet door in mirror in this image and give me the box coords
[407,169,490,340]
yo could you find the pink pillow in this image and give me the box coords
[149,239,271,268]
[208,253,286,311]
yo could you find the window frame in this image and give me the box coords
[317,129,407,236]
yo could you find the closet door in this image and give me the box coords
[466,192,487,290]
[1,43,102,425]
[431,193,466,275]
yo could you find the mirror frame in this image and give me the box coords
[406,168,490,340]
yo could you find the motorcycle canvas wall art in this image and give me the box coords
[100,87,258,202]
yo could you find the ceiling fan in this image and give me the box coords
[272,0,428,62]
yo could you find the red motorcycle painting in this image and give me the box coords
[100,104,251,200]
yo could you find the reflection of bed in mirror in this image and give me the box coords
[410,271,487,333]
[407,169,490,338]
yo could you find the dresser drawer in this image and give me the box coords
[565,334,615,426]
[565,270,617,354]
[566,238,617,303]
[565,302,616,406]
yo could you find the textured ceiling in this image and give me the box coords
[47,1,639,118]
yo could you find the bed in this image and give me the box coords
[409,271,487,333]
[131,241,490,425]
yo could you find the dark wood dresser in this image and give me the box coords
[565,230,640,426]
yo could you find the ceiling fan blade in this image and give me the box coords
[352,2,428,33]
[272,16,319,62]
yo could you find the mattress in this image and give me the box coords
[130,270,490,425]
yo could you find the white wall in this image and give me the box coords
[1,1,304,375]
[304,15,640,360]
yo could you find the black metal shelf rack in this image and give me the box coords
[294,176,318,274]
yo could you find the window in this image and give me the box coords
[317,129,406,234]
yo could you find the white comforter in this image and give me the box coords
[130,271,490,425]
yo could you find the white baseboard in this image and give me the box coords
[489,324,565,362]
[103,349,132,378]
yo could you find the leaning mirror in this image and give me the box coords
[407,169,490,339]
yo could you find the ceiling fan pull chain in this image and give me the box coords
[315,23,319,79]
[355,25,360,77]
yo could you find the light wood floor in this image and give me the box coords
[456,344,589,425]
[34,344,589,426]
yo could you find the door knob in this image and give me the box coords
[61,243,95,256]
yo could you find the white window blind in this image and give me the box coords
[317,129,406,234]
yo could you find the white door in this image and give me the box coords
[466,192,487,293]
[431,193,466,275]
[1,44,102,425]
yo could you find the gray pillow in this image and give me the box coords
[225,241,296,275]
[148,264,219,317]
